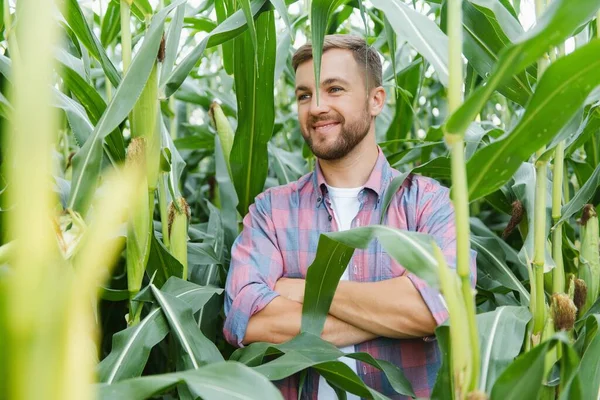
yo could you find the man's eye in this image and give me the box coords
[297,94,310,101]
[329,87,343,93]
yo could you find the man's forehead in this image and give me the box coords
[295,50,358,89]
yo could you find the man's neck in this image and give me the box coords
[318,134,379,188]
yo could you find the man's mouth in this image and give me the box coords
[312,121,340,133]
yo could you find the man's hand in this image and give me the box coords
[275,277,306,303]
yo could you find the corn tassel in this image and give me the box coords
[125,138,151,324]
[168,197,190,280]
[578,205,599,315]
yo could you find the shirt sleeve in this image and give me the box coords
[405,177,477,326]
[223,193,283,347]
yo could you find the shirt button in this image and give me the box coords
[317,196,322,202]
[328,215,332,221]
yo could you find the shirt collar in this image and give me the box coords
[313,146,391,200]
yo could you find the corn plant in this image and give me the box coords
[1,0,600,399]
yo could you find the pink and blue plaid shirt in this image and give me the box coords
[224,147,477,399]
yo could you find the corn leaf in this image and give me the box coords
[554,163,600,227]
[233,332,413,398]
[371,0,449,87]
[230,10,276,215]
[490,333,574,399]
[466,39,600,201]
[98,362,283,400]
[578,315,600,400]
[98,278,222,383]
[470,236,530,304]
[149,284,223,370]
[446,0,600,136]
[159,2,185,87]
[146,233,184,288]
[512,163,555,272]
[100,0,121,47]
[67,1,182,216]
[59,0,121,87]
[301,226,439,336]
[458,0,532,105]
[385,59,422,149]
[476,306,530,393]
[56,53,125,162]
[163,0,269,97]
[215,135,240,248]
[310,0,352,103]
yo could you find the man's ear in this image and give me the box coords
[369,86,386,117]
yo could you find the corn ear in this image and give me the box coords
[209,101,234,179]
[578,204,599,315]
[131,60,161,192]
[168,197,190,280]
[125,138,151,321]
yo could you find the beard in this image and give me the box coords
[302,106,372,161]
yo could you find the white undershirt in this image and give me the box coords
[318,184,363,400]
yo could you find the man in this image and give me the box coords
[223,34,476,399]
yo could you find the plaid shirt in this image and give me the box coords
[224,148,477,399]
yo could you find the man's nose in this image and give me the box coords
[309,94,330,116]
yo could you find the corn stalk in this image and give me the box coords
[444,0,479,397]
[531,0,549,346]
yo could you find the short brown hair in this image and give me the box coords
[292,34,382,90]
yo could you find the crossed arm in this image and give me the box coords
[242,276,437,347]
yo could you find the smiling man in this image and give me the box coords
[223,34,476,399]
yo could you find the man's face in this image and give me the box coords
[295,49,376,161]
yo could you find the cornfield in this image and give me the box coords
[1,0,600,399]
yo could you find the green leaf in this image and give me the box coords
[301,226,439,335]
[215,135,240,248]
[67,2,181,215]
[97,362,284,400]
[313,361,373,398]
[471,235,530,303]
[310,0,350,103]
[430,325,452,400]
[230,10,276,216]
[159,3,186,86]
[554,163,600,227]
[578,315,600,400]
[59,0,121,88]
[512,163,555,272]
[379,172,411,224]
[385,59,423,148]
[233,332,412,398]
[465,39,600,201]
[163,0,269,97]
[100,1,121,47]
[98,278,222,383]
[346,353,415,397]
[149,284,224,369]
[371,0,449,86]
[56,52,126,162]
[446,0,600,137]
[459,0,531,105]
[146,233,184,288]
[477,306,531,392]
[490,334,569,399]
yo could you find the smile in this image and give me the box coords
[313,122,340,132]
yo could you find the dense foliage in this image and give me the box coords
[1,0,600,399]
